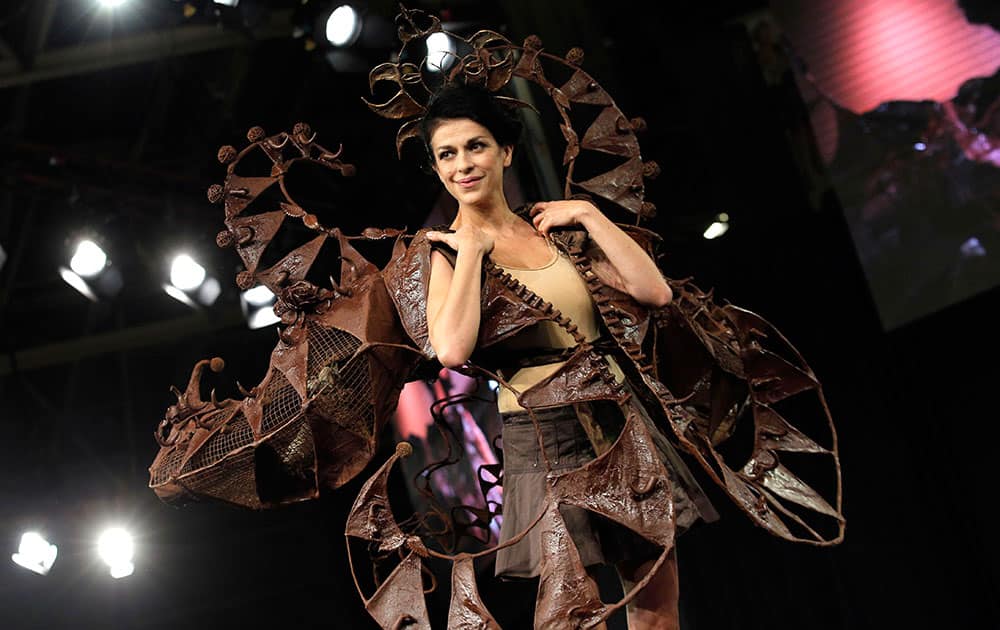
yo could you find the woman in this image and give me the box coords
[419,83,718,630]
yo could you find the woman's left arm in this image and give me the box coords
[531,199,672,307]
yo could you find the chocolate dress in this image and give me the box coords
[484,236,719,578]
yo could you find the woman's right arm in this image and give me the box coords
[425,228,493,368]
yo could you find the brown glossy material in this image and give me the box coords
[150,8,844,628]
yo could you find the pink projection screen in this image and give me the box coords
[771,0,1000,329]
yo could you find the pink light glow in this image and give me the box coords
[773,0,1000,114]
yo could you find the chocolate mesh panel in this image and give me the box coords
[181,413,255,474]
[253,412,318,504]
[181,448,260,508]
[260,370,304,434]
[305,324,372,439]
[149,442,187,486]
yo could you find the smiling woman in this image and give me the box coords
[414,82,701,630]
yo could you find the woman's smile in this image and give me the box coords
[457,175,483,188]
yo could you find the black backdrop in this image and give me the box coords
[1,1,998,628]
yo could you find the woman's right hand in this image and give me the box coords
[426,225,495,257]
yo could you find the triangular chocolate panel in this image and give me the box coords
[559,69,614,106]
[580,107,639,157]
[268,336,309,402]
[719,461,793,538]
[448,556,501,630]
[534,501,606,630]
[224,175,278,219]
[228,210,285,275]
[550,412,675,547]
[365,551,432,630]
[255,234,327,291]
[573,156,645,216]
[345,450,408,552]
[517,349,627,409]
[744,348,818,405]
[755,405,828,454]
[762,463,841,518]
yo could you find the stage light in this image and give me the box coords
[426,32,455,72]
[97,0,128,8]
[914,142,927,151]
[69,240,108,278]
[11,532,58,576]
[0,242,7,272]
[213,0,239,6]
[60,267,98,302]
[165,253,220,308]
[170,254,206,291]
[326,5,362,47]
[703,213,730,240]
[240,285,280,329]
[97,527,134,579]
[61,237,121,301]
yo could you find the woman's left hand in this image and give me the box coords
[529,199,597,238]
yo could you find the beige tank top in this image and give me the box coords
[493,242,624,412]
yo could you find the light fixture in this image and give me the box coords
[703,212,730,240]
[166,253,220,308]
[11,532,58,576]
[426,32,455,72]
[97,527,134,579]
[240,285,280,329]
[61,238,122,301]
[97,0,129,8]
[70,240,107,278]
[326,5,362,47]
[213,0,239,6]
[170,254,206,291]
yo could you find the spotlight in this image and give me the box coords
[240,285,280,329]
[166,253,220,308]
[97,527,134,579]
[213,0,239,6]
[97,0,129,8]
[11,532,58,576]
[170,254,205,290]
[426,32,455,72]
[703,213,730,240]
[70,240,107,278]
[61,238,122,301]
[326,5,362,47]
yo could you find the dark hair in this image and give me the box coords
[420,83,523,156]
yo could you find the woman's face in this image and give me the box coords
[428,118,513,208]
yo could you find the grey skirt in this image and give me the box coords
[494,395,718,579]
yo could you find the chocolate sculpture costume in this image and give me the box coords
[149,8,844,629]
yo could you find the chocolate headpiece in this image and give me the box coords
[365,5,661,219]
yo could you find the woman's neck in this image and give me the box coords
[453,198,516,234]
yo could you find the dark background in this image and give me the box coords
[1,1,998,628]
